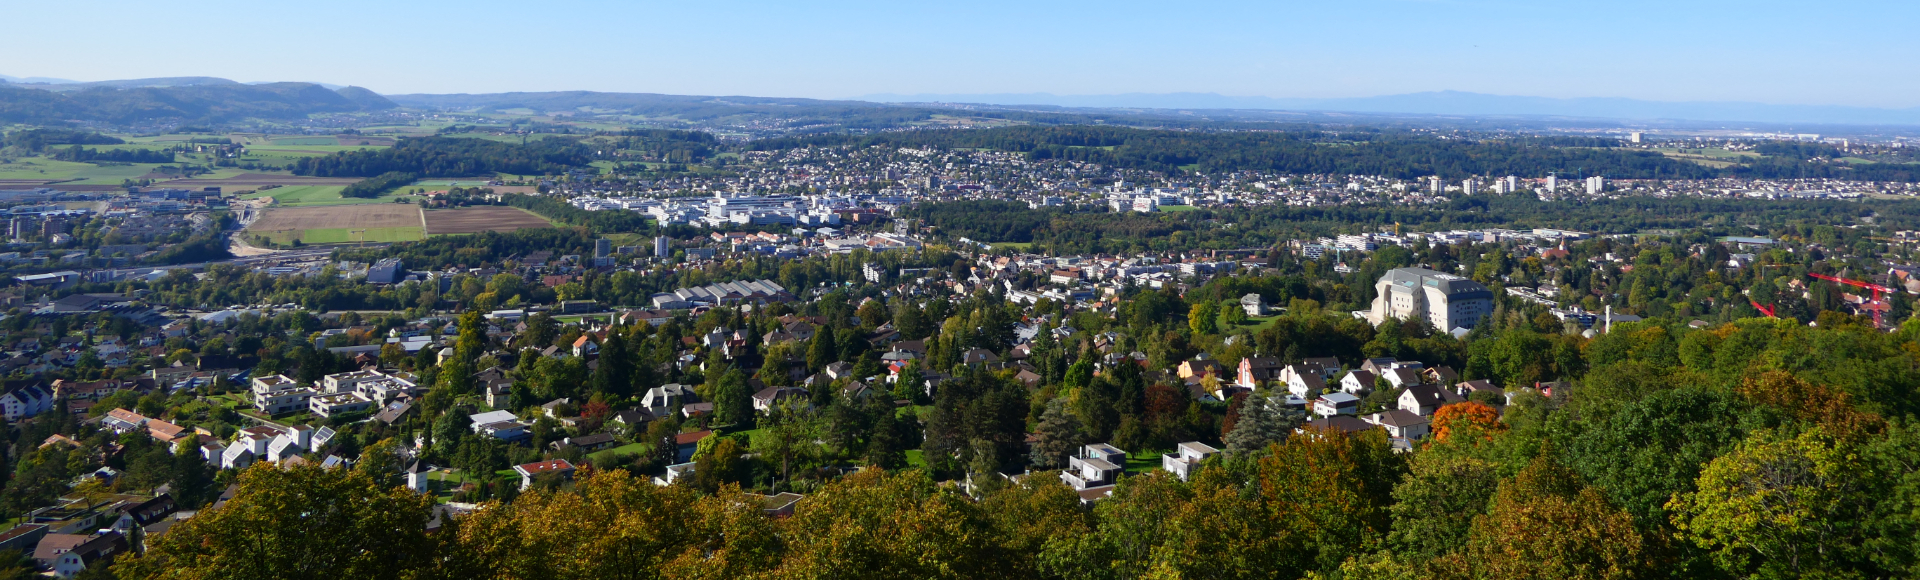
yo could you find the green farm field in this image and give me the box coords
[242,186,357,206]
[254,226,424,246]
[0,157,170,184]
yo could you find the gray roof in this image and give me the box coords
[1379,267,1492,300]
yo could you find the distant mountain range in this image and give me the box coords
[0,77,394,126]
[859,91,1920,126]
[6,73,1920,130]
[0,74,78,84]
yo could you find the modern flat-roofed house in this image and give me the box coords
[1062,443,1128,491]
[1161,441,1219,481]
[250,374,314,414]
[1313,392,1361,416]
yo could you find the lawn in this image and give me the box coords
[244,185,416,207]
[1235,314,1283,332]
[62,164,167,185]
[413,179,493,187]
[268,137,339,146]
[248,144,386,154]
[1124,450,1168,475]
[1157,205,1201,212]
[243,185,354,205]
[553,313,616,325]
[256,227,425,245]
[0,157,106,180]
[590,442,653,465]
[991,242,1035,251]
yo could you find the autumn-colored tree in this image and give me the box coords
[441,468,760,580]
[1467,453,1647,580]
[1041,470,1193,580]
[981,472,1092,577]
[1736,371,1884,441]
[660,486,785,580]
[1431,402,1504,442]
[1146,470,1297,579]
[112,463,437,580]
[774,469,1008,580]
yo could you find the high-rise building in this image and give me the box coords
[1585,176,1605,195]
[1461,178,1477,196]
[654,236,670,258]
[1366,268,1493,331]
[1630,132,1644,143]
[595,238,612,258]
[1427,176,1443,194]
[1545,175,1558,193]
[1504,175,1518,193]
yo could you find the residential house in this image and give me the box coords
[513,459,576,491]
[1240,293,1268,316]
[751,386,809,412]
[642,384,696,416]
[1312,392,1361,416]
[1304,415,1377,437]
[1283,365,1328,398]
[1160,441,1219,481]
[51,531,125,577]
[103,409,148,434]
[673,431,713,463]
[960,348,1000,366]
[1384,367,1424,389]
[145,419,188,444]
[1454,378,1500,402]
[0,385,52,420]
[1398,384,1461,416]
[556,433,617,452]
[250,374,314,414]
[1177,356,1224,380]
[1061,443,1127,491]
[1339,369,1379,395]
[1364,409,1431,441]
[1236,356,1282,389]
[657,462,695,486]
[309,392,374,418]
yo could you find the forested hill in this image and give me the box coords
[905,195,1917,254]
[0,81,396,125]
[754,126,1720,179]
[291,136,594,177]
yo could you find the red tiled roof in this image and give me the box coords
[675,430,713,446]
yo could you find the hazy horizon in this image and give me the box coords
[7,0,1917,109]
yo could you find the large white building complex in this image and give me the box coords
[1366,267,1493,331]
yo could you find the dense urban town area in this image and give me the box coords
[3,86,1920,579]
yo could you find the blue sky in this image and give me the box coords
[8,0,1916,107]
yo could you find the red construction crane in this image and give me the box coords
[1748,298,1776,318]
[1807,272,1895,327]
